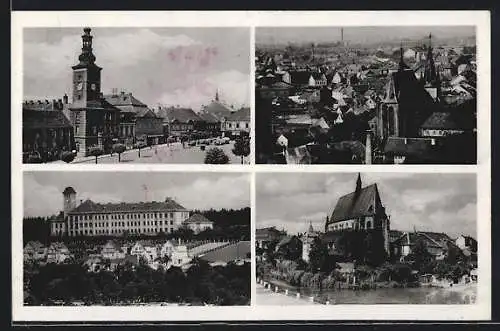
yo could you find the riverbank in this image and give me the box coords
[256,284,319,305]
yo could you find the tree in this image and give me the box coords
[409,238,433,273]
[204,147,230,164]
[308,237,329,272]
[232,136,250,164]
[61,151,75,163]
[88,146,104,164]
[112,143,127,162]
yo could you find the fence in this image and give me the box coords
[257,277,332,305]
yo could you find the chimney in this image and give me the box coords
[365,131,372,165]
[63,94,68,104]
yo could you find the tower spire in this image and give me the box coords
[74,27,97,67]
[215,89,219,102]
[423,32,437,86]
[355,173,362,194]
[398,41,407,71]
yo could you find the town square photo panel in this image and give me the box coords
[255,26,477,165]
[22,27,251,165]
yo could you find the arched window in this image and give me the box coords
[366,220,372,229]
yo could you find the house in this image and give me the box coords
[143,245,158,263]
[309,72,327,87]
[282,70,312,87]
[46,242,71,264]
[101,240,126,260]
[198,111,221,135]
[171,245,192,267]
[256,227,282,250]
[258,81,294,100]
[24,241,47,262]
[274,235,302,259]
[324,173,391,254]
[156,107,202,137]
[130,241,146,257]
[22,108,74,163]
[383,137,442,164]
[183,214,214,234]
[392,231,455,262]
[134,108,164,145]
[160,240,176,258]
[222,107,250,138]
[455,235,477,253]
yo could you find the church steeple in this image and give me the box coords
[423,33,437,86]
[355,173,362,194]
[398,42,409,71]
[215,89,219,102]
[73,27,99,69]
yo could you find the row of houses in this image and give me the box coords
[24,238,245,271]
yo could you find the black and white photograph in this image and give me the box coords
[23,171,251,306]
[256,172,478,304]
[255,26,477,164]
[22,27,251,164]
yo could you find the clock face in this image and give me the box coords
[76,82,83,91]
[91,83,97,91]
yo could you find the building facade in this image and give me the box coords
[52,186,191,237]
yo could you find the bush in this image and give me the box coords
[61,151,75,163]
[204,147,230,164]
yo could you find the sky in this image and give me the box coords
[256,26,475,46]
[256,172,476,239]
[23,27,250,111]
[23,172,250,217]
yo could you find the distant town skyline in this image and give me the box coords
[256,26,475,46]
[256,173,476,239]
[24,172,250,217]
[23,27,250,111]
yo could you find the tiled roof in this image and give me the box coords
[203,101,233,120]
[135,108,158,118]
[104,93,148,114]
[421,111,474,131]
[256,227,281,240]
[261,81,294,89]
[198,112,220,123]
[384,137,441,159]
[310,72,326,80]
[287,71,312,85]
[199,241,250,263]
[23,109,72,129]
[157,107,202,124]
[330,184,381,223]
[183,213,213,224]
[68,198,187,214]
[226,107,250,122]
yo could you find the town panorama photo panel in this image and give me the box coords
[255,26,477,165]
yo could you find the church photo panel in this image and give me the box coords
[255,172,478,305]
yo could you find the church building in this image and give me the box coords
[324,174,391,254]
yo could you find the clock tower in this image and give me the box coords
[71,27,102,108]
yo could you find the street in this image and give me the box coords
[70,141,250,164]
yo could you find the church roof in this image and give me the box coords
[226,107,250,122]
[68,198,187,214]
[329,183,381,223]
[63,187,76,195]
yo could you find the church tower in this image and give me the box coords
[422,33,440,101]
[71,27,102,108]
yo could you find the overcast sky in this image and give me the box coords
[256,26,475,46]
[256,172,476,239]
[24,172,250,217]
[23,27,250,111]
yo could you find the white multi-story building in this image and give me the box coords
[51,186,191,237]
